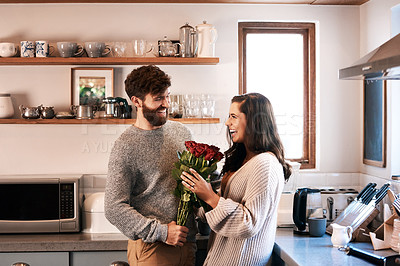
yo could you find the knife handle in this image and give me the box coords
[357,183,376,200]
[345,246,385,266]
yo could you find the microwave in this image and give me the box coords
[0,175,82,233]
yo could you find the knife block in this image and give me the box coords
[352,208,380,242]
[326,207,380,242]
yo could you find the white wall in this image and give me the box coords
[0,3,361,176]
[360,0,400,180]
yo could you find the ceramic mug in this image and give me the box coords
[84,42,111,58]
[0,42,18,57]
[20,41,35,57]
[35,41,55,57]
[57,42,84,58]
[308,217,327,237]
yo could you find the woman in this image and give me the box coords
[181,93,292,266]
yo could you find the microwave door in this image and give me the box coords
[0,183,60,233]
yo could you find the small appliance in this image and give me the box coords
[102,97,131,119]
[292,188,324,234]
[82,192,120,234]
[0,174,82,233]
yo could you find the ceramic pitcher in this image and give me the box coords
[330,223,353,247]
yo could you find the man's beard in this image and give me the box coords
[142,103,168,127]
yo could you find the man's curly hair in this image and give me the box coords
[125,65,171,100]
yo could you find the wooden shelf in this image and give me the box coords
[0,118,220,124]
[0,0,369,5]
[0,57,219,66]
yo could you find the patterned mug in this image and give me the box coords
[35,41,54,57]
[20,41,35,57]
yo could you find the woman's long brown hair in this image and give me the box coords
[222,93,292,181]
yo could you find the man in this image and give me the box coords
[105,65,197,266]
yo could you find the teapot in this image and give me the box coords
[330,223,353,247]
[159,36,180,57]
[40,106,55,119]
[19,104,42,119]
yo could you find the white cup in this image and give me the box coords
[0,43,18,57]
[20,41,35,57]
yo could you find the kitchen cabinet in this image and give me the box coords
[71,251,126,266]
[0,252,69,266]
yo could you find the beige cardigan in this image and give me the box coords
[203,152,284,266]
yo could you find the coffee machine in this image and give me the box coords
[292,188,324,234]
[102,97,131,119]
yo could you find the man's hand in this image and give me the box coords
[166,221,188,247]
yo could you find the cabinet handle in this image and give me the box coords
[110,261,129,266]
[12,263,30,266]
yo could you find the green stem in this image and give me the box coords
[177,199,191,226]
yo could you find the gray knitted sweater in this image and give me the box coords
[104,120,197,243]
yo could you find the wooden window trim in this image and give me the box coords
[238,22,316,169]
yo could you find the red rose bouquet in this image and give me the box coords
[172,141,224,226]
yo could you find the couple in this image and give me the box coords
[104,65,292,266]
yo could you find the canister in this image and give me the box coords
[0,93,14,118]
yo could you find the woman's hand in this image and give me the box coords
[181,168,220,209]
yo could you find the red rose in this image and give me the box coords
[185,141,196,150]
[194,143,208,158]
[204,145,217,161]
[214,152,224,162]
[185,141,197,154]
[204,150,215,161]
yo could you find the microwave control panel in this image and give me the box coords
[60,183,75,219]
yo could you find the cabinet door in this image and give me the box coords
[0,252,69,266]
[71,251,127,266]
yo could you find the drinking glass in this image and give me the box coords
[112,42,127,57]
[200,94,215,118]
[184,94,201,118]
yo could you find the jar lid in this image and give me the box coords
[0,93,10,97]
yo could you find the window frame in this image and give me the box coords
[238,22,316,169]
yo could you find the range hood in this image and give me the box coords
[339,33,400,80]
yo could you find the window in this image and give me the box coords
[239,22,316,169]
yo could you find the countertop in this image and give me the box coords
[0,232,209,253]
[1,228,397,265]
[274,228,398,265]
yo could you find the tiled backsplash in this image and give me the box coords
[81,174,108,196]
[82,172,397,196]
[296,172,360,188]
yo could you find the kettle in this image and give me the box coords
[179,23,198,58]
[196,21,218,57]
[292,188,324,234]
